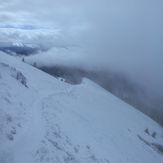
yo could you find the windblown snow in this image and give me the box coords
[0,52,163,163]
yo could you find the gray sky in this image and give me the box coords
[0,0,163,96]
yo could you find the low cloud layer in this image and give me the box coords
[0,0,163,96]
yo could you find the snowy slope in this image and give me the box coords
[0,52,163,163]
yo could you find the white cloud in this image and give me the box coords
[0,0,163,96]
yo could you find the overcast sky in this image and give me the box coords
[0,0,163,96]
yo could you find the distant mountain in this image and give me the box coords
[0,27,68,55]
[0,41,42,56]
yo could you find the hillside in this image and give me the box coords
[0,52,163,163]
[39,65,163,126]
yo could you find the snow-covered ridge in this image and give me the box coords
[0,52,163,163]
[39,65,163,126]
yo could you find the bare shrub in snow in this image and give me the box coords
[151,143,163,154]
[15,71,28,88]
[144,128,150,135]
[0,63,28,88]
[152,132,156,138]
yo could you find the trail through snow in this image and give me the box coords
[13,88,73,163]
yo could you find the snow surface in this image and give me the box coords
[0,52,163,163]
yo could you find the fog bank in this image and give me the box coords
[1,0,163,97]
